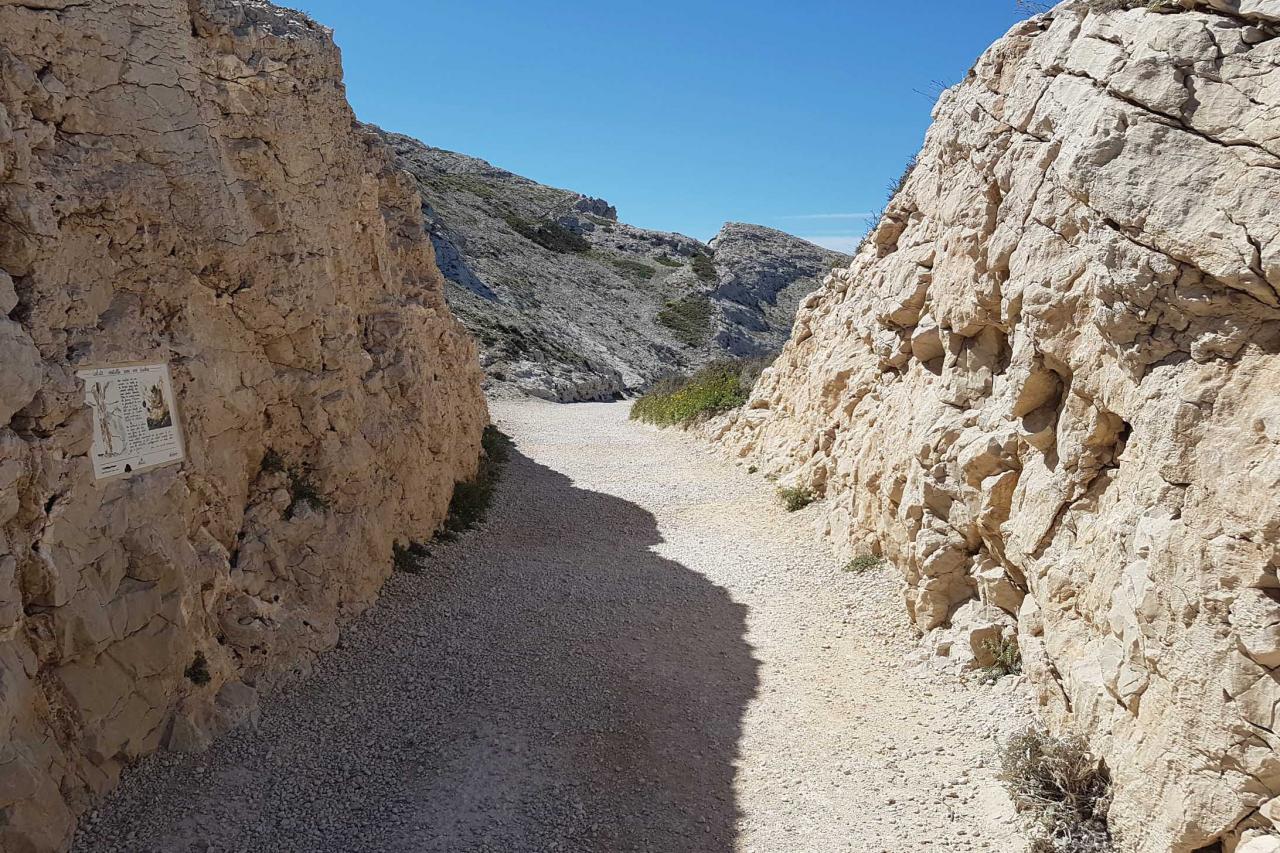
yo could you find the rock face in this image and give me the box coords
[0,1,487,849]
[710,222,846,358]
[704,2,1280,850]
[381,132,847,401]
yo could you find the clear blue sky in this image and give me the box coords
[291,1,1030,251]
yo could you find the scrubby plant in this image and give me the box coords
[260,448,285,475]
[610,257,657,281]
[438,425,513,539]
[286,465,329,518]
[504,217,590,253]
[630,359,765,427]
[1078,0,1181,11]
[980,636,1024,683]
[777,486,815,512]
[185,652,211,686]
[431,173,501,201]
[393,541,431,574]
[1000,729,1113,853]
[691,252,717,282]
[844,554,884,573]
[657,294,713,347]
[655,254,682,268]
[747,465,758,474]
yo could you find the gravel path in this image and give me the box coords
[74,400,1030,852]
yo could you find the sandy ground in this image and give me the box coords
[74,400,1030,852]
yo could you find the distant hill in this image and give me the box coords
[379,129,848,401]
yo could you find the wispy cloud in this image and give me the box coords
[781,212,875,221]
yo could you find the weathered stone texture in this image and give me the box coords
[0,1,487,849]
[704,2,1280,850]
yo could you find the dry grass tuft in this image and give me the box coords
[1000,729,1113,853]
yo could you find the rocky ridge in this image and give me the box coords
[700,1,1280,850]
[382,132,847,402]
[0,1,486,850]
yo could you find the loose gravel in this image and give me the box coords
[73,400,1031,852]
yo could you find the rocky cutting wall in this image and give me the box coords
[0,1,487,849]
[705,1,1280,849]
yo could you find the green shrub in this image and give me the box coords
[260,448,285,475]
[504,217,590,253]
[184,652,211,686]
[431,173,499,201]
[778,486,815,512]
[747,465,758,474]
[393,541,431,574]
[1000,729,1113,853]
[630,360,756,427]
[981,636,1024,683]
[655,254,682,268]
[259,450,329,518]
[438,425,513,538]
[845,555,884,573]
[610,257,657,281]
[286,465,329,518]
[691,253,717,282]
[657,294,713,347]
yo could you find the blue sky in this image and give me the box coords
[291,1,1031,251]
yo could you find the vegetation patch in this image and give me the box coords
[259,449,330,519]
[285,464,329,519]
[657,294,713,347]
[630,359,767,427]
[260,448,285,475]
[1000,729,1113,853]
[691,252,717,282]
[981,636,1024,683]
[438,425,513,539]
[655,254,682,268]
[609,257,657,281]
[430,173,500,202]
[504,217,590,254]
[777,486,815,512]
[184,652,211,686]
[844,555,884,573]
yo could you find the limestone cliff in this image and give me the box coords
[0,1,487,849]
[704,1,1280,850]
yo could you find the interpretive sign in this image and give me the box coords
[77,362,186,481]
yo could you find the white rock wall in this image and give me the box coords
[706,2,1280,849]
[0,1,487,849]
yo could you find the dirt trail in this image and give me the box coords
[74,400,1029,853]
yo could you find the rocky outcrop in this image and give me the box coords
[709,222,846,357]
[0,1,487,850]
[704,2,1280,850]
[381,132,847,401]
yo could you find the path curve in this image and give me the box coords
[74,401,1029,852]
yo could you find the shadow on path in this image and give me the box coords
[76,446,759,853]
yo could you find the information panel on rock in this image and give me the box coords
[77,362,186,481]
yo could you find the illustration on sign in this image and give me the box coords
[77,362,186,481]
